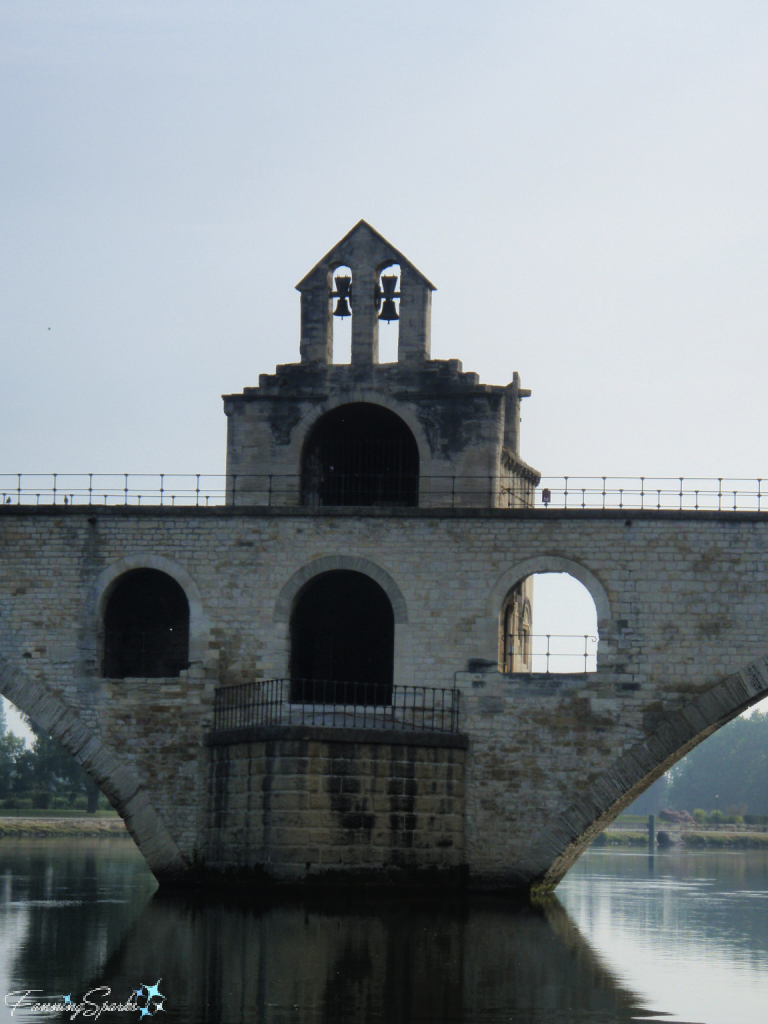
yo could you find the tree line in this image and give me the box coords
[0,701,101,812]
[629,709,768,816]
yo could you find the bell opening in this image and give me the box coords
[331,265,353,364]
[376,264,400,364]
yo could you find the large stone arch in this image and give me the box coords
[518,653,768,894]
[487,555,612,625]
[287,391,433,479]
[0,654,188,881]
[273,555,408,624]
[273,556,411,685]
[86,552,209,667]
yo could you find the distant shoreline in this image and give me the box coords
[597,830,768,850]
[0,816,129,838]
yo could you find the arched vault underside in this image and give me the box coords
[521,654,768,894]
[0,655,187,881]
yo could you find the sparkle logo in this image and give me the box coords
[134,980,166,1017]
[4,980,167,1017]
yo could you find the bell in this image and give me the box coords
[333,297,352,318]
[377,274,400,322]
[379,299,399,322]
[331,275,352,318]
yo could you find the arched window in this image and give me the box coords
[290,570,395,704]
[301,403,419,507]
[502,573,598,674]
[103,569,190,679]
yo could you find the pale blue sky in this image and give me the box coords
[2,1,767,734]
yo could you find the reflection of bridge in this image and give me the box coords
[3,222,768,894]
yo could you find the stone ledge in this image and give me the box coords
[3,505,768,523]
[204,725,469,750]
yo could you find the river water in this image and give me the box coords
[1,839,766,1023]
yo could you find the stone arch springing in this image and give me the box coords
[103,569,190,679]
[300,402,419,507]
[289,569,395,705]
[519,654,768,894]
[0,654,187,881]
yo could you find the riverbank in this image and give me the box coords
[0,816,129,838]
[595,829,768,849]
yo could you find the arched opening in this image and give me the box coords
[290,569,395,704]
[330,264,353,364]
[376,263,400,363]
[301,403,419,507]
[502,573,598,673]
[103,569,190,679]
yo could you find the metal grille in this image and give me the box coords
[302,437,419,507]
[212,680,461,734]
[103,629,188,679]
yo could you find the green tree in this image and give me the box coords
[665,711,768,814]
[24,720,101,812]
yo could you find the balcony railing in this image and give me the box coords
[2,473,767,512]
[212,680,462,734]
[506,634,598,674]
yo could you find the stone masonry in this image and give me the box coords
[2,503,768,891]
[2,223,768,893]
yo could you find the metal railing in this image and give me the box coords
[537,477,767,512]
[212,679,461,734]
[0,473,533,508]
[506,634,598,674]
[2,473,767,512]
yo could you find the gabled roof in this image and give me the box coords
[296,220,436,291]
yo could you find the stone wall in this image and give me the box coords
[203,727,467,884]
[2,503,768,889]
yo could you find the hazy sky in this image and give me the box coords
[2,2,767,732]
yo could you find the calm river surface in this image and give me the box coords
[1,839,766,1023]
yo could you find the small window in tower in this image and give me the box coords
[103,569,190,679]
[376,264,400,364]
[330,265,352,364]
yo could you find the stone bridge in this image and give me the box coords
[1,501,767,894]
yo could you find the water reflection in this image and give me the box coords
[0,838,155,1006]
[0,840,655,1024]
[10,842,768,1023]
[89,891,651,1024]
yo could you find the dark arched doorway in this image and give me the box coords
[290,570,395,704]
[103,569,190,679]
[301,403,419,507]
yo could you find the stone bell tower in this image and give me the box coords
[296,219,433,366]
[222,221,540,510]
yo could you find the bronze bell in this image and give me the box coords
[377,274,400,322]
[331,275,352,318]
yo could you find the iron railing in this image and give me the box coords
[0,473,533,508]
[506,634,598,674]
[2,473,767,512]
[537,477,767,512]
[212,679,462,734]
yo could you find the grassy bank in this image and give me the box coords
[0,816,128,838]
[0,808,119,818]
[593,830,768,849]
